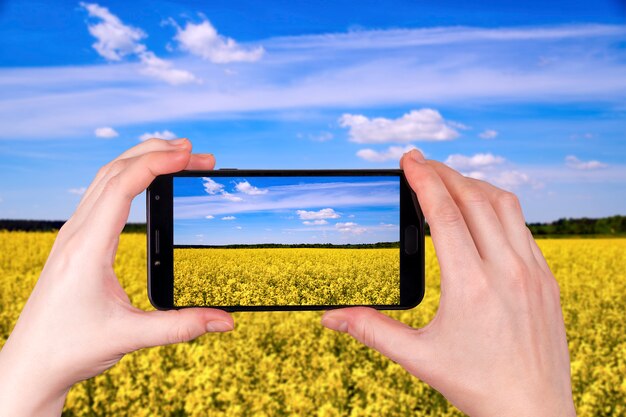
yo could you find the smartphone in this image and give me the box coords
[147,169,424,311]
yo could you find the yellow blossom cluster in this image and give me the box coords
[174,248,400,306]
[0,232,624,416]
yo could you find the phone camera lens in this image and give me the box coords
[154,195,160,200]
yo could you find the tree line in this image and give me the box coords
[2,215,626,237]
[526,215,626,237]
[423,215,626,237]
[0,220,146,233]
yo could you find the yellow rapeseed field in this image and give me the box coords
[1,231,625,416]
[174,248,400,306]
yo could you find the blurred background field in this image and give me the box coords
[0,231,625,416]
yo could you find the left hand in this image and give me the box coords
[0,138,234,417]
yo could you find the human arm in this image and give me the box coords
[322,149,576,416]
[0,139,234,416]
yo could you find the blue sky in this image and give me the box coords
[0,0,625,223]
[173,176,399,245]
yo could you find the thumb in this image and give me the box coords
[322,307,425,367]
[122,308,234,352]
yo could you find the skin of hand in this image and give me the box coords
[322,150,577,417]
[0,139,234,417]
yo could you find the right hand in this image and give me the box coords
[322,149,576,417]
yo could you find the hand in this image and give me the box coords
[322,150,576,416]
[0,139,234,417]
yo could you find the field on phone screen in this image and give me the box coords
[172,176,404,306]
[1,232,624,416]
[173,247,400,306]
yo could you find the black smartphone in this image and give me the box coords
[147,169,425,312]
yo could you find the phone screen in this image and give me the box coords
[172,175,401,307]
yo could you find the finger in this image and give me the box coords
[76,139,191,215]
[322,307,425,368]
[83,148,192,247]
[77,147,205,224]
[116,138,190,160]
[401,150,482,279]
[65,150,211,260]
[428,161,514,262]
[185,153,215,170]
[527,228,553,276]
[466,177,537,265]
[122,308,234,352]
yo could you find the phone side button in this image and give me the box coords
[155,229,160,254]
[404,225,418,255]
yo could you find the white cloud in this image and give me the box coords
[68,187,87,195]
[357,145,417,162]
[268,24,626,50]
[336,221,356,227]
[201,177,224,195]
[445,153,505,170]
[5,24,626,139]
[339,109,460,143]
[461,170,532,190]
[235,226,243,230]
[138,51,199,85]
[80,2,198,85]
[235,181,268,195]
[565,155,608,170]
[491,170,536,189]
[173,180,409,220]
[297,208,340,220]
[462,168,542,190]
[205,215,214,219]
[479,129,498,139]
[335,222,367,234]
[221,216,236,220]
[301,131,334,142]
[448,120,471,130]
[202,178,245,202]
[172,19,264,63]
[94,126,118,138]
[80,2,146,61]
[303,220,328,226]
[445,153,542,190]
[221,192,243,202]
[139,130,177,141]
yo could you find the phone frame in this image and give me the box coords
[147,169,425,312]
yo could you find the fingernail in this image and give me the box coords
[206,320,233,332]
[322,317,349,333]
[169,138,188,146]
[197,153,214,159]
[410,149,426,164]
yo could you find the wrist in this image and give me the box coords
[0,342,70,417]
[0,386,68,417]
[458,383,577,417]
[486,394,577,417]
